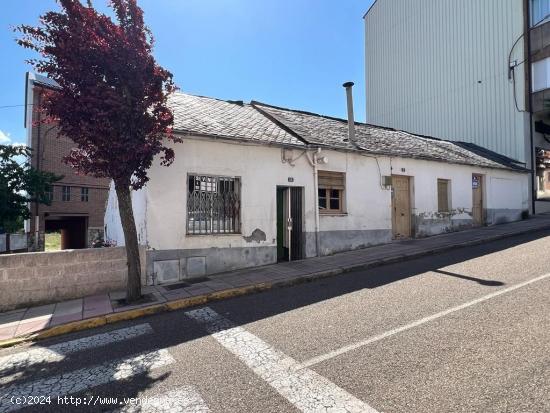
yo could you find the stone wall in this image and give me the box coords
[0,247,145,311]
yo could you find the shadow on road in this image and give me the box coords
[9,228,550,410]
[433,269,505,286]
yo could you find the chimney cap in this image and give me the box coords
[342,81,354,88]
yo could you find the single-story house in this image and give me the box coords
[104,92,529,285]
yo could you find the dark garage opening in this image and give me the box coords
[45,216,88,250]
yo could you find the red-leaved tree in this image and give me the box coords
[16,0,179,302]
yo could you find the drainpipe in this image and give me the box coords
[306,149,321,257]
[343,82,356,143]
[525,0,536,215]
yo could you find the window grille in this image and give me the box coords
[187,175,241,234]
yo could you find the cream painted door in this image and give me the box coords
[391,175,411,238]
[472,174,484,226]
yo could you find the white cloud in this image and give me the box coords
[0,130,11,144]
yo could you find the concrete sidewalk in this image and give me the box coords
[2,214,550,345]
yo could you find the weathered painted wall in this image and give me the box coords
[104,136,529,282]
[365,0,529,163]
[0,247,146,311]
[388,157,529,237]
[104,182,147,247]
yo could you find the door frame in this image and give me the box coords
[391,175,413,239]
[276,186,304,262]
[472,173,485,226]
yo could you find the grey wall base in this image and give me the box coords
[486,209,526,225]
[310,229,392,257]
[147,246,276,285]
[414,216,474,238]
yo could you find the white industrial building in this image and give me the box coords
[104,90,529,284]
[364,0,550,213]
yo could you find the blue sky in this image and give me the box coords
[0,0,373,147]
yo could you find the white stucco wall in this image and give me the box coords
[104,135,529,278]
[104,181,148,247]
[143,138,395,259]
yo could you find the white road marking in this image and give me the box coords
[186,307,379,413]
[301,271,550,368]
[0,349,174,413]
[0,324,153,382]
[118,387,210,413]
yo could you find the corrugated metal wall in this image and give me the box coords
[365,0,529,162]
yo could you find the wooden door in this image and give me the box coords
[391,175,411,238]
[472,174,484,226]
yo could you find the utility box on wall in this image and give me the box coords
[382,175,392,188]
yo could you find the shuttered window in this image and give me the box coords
[437,179,450,213]
[318,171,345,214]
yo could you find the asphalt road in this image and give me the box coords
[1,230,550,413]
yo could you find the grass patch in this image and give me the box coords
[45,232,61,251]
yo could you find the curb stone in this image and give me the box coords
[1,223,550,349]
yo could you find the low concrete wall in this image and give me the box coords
[0,247,145,312]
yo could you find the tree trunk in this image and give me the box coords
[114,180,142,303]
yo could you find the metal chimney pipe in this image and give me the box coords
[342,81,356,143]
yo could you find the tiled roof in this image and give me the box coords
[168,92,525,171]
[168,93,305,147]
[251,101,526,171]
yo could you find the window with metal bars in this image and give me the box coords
[187,174,241,235]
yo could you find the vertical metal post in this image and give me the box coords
[287,188,292,262]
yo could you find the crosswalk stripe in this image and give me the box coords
[118,387,210,413]
[0,349,174,413]
[0,324,154,383]
[185,307,379,413]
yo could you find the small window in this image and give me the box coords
[318,171,345,214]
[532,57,550,92]
[45,186,54,202]
[532,0,550,26]
[62,186,71,202]
[437,179,451,213]
[81,187,89,202]
[187,174,241,234]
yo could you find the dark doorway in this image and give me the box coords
[45,216,88,249]
[276,187,303,262]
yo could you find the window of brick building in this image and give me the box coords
[45,186,54,202]
[81,187,89,202]
[187,174,241,234]
[318,171,345,214]
[62,186,71,202]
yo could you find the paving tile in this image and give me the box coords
[49,312,83,327]
[184,285,215,297]
[15,318,50,336]
[21,304,55,321]
[53,299,83,316]
[109,290,126,301]
[0,325,18,340]
[83,295,113,319]
[163,289,192,301]
[0,308,26,327]
[201,280,234,291]
[223,277,255,288]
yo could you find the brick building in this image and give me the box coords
[25,73,109,250]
